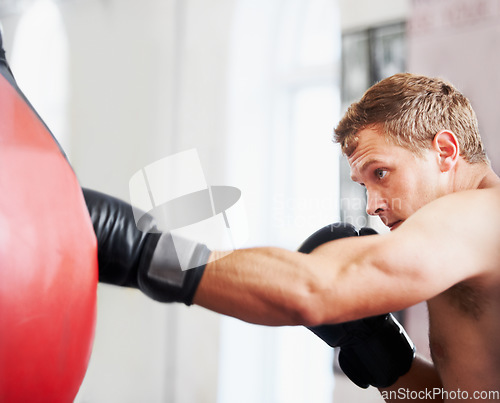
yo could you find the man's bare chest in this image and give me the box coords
[427,280,500,389]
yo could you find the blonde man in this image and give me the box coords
[193,74,500,400]
[83,73,499,400]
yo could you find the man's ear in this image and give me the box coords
[432,130,459,172]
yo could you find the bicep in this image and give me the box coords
[309,233,434,322]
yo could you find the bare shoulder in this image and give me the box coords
[385,187,500,291]
[402,186,500,236]
[435,185,499,209]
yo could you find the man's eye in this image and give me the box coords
[375,169,388,179]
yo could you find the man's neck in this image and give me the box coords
[455,160,500,191]
[477,168,500,189]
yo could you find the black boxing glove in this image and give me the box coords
[298,223,415,388]
[83,188,209,305]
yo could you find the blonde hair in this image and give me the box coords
[335,73,488,163]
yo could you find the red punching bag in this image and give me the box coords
[0,51,98,400]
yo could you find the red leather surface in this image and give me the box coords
[0,73,98,402]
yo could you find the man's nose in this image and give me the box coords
[366,190,388,216]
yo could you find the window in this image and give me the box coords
[339,22,406,230]
[219,1,341,402]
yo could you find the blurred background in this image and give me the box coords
[1,0,499,402]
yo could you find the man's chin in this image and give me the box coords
[388,220,403,231]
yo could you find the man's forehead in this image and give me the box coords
[346,129,400,181]
[347,129,389,162]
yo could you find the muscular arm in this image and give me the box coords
[194,232,426,326]
[193,235,419,326]
[194,247,321,325]
[194,189,500,326]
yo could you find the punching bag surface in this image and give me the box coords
[0,54,98,401]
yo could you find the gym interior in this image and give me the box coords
[1,0,498,402]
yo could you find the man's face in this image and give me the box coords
[348,127,443,231]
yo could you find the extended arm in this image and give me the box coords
[194,232,425,325]
[83,186,421,323]
[84,186,499,327]
[195,189,500,325]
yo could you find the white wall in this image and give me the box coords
[1,0,234,401]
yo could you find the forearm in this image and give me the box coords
[193,231,427,327]
[192,247,324,326]
[379,355,443,402]
[192,231,417,326]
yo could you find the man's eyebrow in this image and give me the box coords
[350,159,384,182]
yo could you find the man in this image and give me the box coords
[191,74,500,399]
[2,22,496,397]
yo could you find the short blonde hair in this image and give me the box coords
[335,73,488,163]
